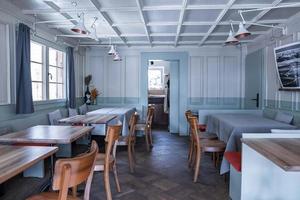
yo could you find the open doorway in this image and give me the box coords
[148,60,170,130]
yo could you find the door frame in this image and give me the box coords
[141,52,189,135]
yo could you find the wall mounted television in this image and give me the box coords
[274,42,300,90]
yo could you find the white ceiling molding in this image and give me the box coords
[135,0,151,46]
[174,0,188,47]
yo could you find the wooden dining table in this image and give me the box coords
[0,145,58,184]
[59,114,117,125]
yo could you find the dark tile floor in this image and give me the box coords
[89,129,229,200]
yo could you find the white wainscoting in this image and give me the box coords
[0,23,10,105]
[188,55,242,109]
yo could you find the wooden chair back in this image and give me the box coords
[188,116,201,149]
[52,140,98,200]
[185,110,193,122]
[146,106,155,126]
[128,113,138,145]
[105,122,122,163]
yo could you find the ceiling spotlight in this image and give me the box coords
[235,22,251,39]
[225,30,239,45]
[71,13,88,34]
[113,52,122,61]
[90,26,99,41]
[108,45,116,55]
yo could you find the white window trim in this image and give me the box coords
[30,40,67,103]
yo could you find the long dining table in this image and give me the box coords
[0,145,58,184]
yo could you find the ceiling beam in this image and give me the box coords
[175,0,188,47]
[198,0,237,46]
[89,0,128,46]
[135,0,152,46]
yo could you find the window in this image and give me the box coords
[30,41,66,101]
[30,42,44,101]
[148,67,164,90]
[49,48,65,100]
[0,23,10,105]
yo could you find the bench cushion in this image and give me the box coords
[225,152,241,172]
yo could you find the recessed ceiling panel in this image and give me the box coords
[189,0,230,5]
[181,25,211,33]
[221,9,261,21]
[146,10,180,22]
[106,11,142,23]
[260,7,300,20]
[179,36,203,41]
[207,35,228,41]
[235,0,275,4]
[126,37,149,42]
[143,0,182,6]
[213,25,238,33]
[150,26,177,33]
[98,0,137,7]
[152,36,175,42]
[185,10,221,22]
[118,26,146,34]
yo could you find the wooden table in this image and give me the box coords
[242,138,300,171]
[0,145,58,184]
[59,114,117,125]
[0,125,94,145]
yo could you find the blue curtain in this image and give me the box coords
[16,23,34,114]
[67,47,76,108]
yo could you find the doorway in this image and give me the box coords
[147,60,179,133]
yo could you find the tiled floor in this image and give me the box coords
[89,129,229,200]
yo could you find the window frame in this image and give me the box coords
[148,67,165,90]
[30,40,67,103]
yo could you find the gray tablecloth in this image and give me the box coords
[87,107,136,136]
[206,113,297,174]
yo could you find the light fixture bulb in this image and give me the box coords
[235,22,251,39]
[71,13,88,35]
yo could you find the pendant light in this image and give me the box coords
[225,22,239,45]
[71,12,88,34]
[108,38,116,55]
[113,52,122,61]
[235,22,251,39]
[108,45,116,55]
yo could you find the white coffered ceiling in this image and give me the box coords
[8,0,300,47]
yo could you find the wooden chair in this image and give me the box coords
[94,123,122,200]
[188,116,226,182]
[117,113,138,173]
[136,106,155,152]
[27,140,98,200]
[185,110,218,167]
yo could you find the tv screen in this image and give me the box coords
[274,42,300,89]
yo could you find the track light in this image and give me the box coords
[113,52,122,61]
[108,45,116,55]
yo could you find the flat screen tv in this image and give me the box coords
[274,42,300,90]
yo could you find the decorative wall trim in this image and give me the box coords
[188,97,243,109]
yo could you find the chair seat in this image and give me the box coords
[198,132,218,140]
[224,152,241,172]
[135,123,146,131]
[198,124,207,132]
[94,153,114,171]
[201,140,226,153]
[27,192,80,200]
